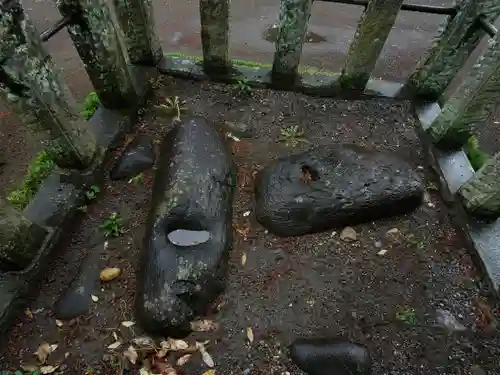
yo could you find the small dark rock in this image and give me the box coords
[110,135,155,180]
[255,144,423,236]
[290,338,371,375]
[136,116,236,336]
[224,121,256,139]
[54,247,102,319]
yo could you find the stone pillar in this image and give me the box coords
[0,0,97,169]
[341,0,404,90]
[112,0,162,65]
[271,0,313,87]
[56,0,137,109]
[199,0,230,75]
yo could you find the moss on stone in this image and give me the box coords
[464,135,490,171]
[82,91,100,121]
[7,151,56,210]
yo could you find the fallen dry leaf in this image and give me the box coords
[121,320,135,328]
[161,338,189,351]
[124,345,138,364]
[203,370,216,375]
[40,365,58,374]
[241,252,247,265]
[55,319,64,328]
[100,267,121,282]
[176,354,192,366]
[196,342,214,368]
[91,295,99,302]
[112,331,119,341]
[107,341,122,350]
[190,319,219,332]
[139,368,150,375]
[157,349,167,358]
[49,344,58,352]
[35,342,52,364]
[25,308,34,319]
[132,336,155,348]
[246,327,254,343]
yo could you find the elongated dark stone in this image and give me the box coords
[136,117,236,335]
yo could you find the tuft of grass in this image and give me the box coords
[82,91,100,121]
[395,306,418,325]
[235,79,252,97]
[464,135,489,171]
[101,212,124,238]
[7,151,56,210]
[156,96,187,122]
[279,125,308,147]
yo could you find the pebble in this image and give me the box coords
[340,227,358,242]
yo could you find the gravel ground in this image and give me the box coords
[1,76,499,375]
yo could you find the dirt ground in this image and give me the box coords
[1,76,499,375]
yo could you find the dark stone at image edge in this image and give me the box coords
[110,135,156,180]
[136,116,236,335]
[290,338,372,375]
[255,144,423,237]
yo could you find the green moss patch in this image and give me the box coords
[7,151,56,210]
[464,135,490,171]
[82,91,100,121]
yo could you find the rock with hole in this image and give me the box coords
[136,116,236,335]
[290,338,372,375]
[110,135,155,180]
[255,145,423,236]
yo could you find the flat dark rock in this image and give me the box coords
[54,247,101,320]
[136,116,236,335]
[110,135,155,180]
[255,145,423,236]
[290,338,371,375]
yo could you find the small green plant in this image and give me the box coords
[7,151,56,210]
[128,173,144,185]
[279,125,308,147]
[0,371,40,375]
[82,91,100,121]
[235,79,252,96]
[406,234,425,250]
[85,184,100,201]
[156,96,187,122]
[395,306,418,325]
[101,212,124,238]
[425,181,439,192]
[464,135,489,171]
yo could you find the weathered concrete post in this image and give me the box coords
[272,0,313,87]
[459,152,500,216]
[112,0,162,65]
[425,32,500,147]
[56,0,137,109]
[0,198,48,269]
[199,0,230,75]
[0,0,97,169]
[407,0,500,99]
[341,0,404,90]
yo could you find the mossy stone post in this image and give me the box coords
[341,0,403,90]
[199,0,230,75]
[56,0,137,109]
[0,0,97,169]
[426,33,500,147]
[112,0,162,65]
[272,0,313,88]
[459,153,500,216]
[0,198,48,269]
[407,0,500,99]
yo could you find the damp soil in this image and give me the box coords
[1,76,500,375]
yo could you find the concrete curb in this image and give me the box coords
[0,66,157,333]
[415,102,500,296]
